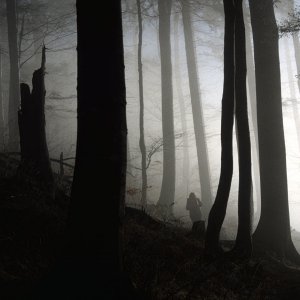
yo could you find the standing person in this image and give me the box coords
[186,192,204,233]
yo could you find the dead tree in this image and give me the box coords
[18,46,53,194]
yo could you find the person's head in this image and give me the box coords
[189,192,196,199]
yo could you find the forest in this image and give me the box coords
[1,0,300,299]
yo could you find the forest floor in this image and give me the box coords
[1,155,300,299]
[124,208,300,299]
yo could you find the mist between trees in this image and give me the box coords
[124,0,300,255]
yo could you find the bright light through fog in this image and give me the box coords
[123,0,300,243]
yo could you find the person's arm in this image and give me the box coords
[197,198,202,206]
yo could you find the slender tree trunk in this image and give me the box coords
[127,137,133,176]
[249,0,299,261]
[244,10,261,222]
[205,0,235,257]
[0,49,4,151]
[293,33,300,92]
[6,0,20,151]
[136,0,147,209]
[181,0,212,220]
[157,0,176,216]
[233,0,252,256]
[174,13,190,197]
[284,39,300,153]
[291,0,300,95]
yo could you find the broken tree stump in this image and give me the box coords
[18,46,54,196]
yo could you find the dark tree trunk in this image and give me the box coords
[205,0,252,258]
[233,0,252,256]
[18,46,53,194]
[136,0,147,209]
[157,0,176,216]
[31,2,137,298]
[205,0,235,257]
[0,49,4,151]
[61,1,132,298]
[181,0,212,220]
[174,13,190,196]
[249,0,299,261]
[6,0,20,151]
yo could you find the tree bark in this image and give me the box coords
[6,0,20,151]
[0,48,4,151]
[136,0,147,209]
[181,0,212,220]
[157,0,176,217]
[64,0,132,298]
[205,0,235,256]
[174,12,190,197]
[249,0,299,260]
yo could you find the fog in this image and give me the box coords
[1,0,300,238]
[123,0,300,243]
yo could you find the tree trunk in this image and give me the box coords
[284,39,300,153]
[249,0,299,261]
[157,0,176,217]
[64,0,132,298]
[181,0,212,220]
[244,9,261,223]
[291,0,300,95]
[233,0,252,256]
[293,33,300,93]
[6,0,20,151]
[205,0,235,257]
[136,0,147,210]
[0,49,4,151]
[174,12,190,198]
[31,2,137,298]
[18,46,53,195]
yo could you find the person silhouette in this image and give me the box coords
[186,192,204,233]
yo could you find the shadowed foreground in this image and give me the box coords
[0,155,300,299]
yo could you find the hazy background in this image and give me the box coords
[2,0,300,238]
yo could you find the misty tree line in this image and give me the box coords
[123,0,300,262]
[0,0,75,152]
[75,0,300,295]
[0,0,76,193]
